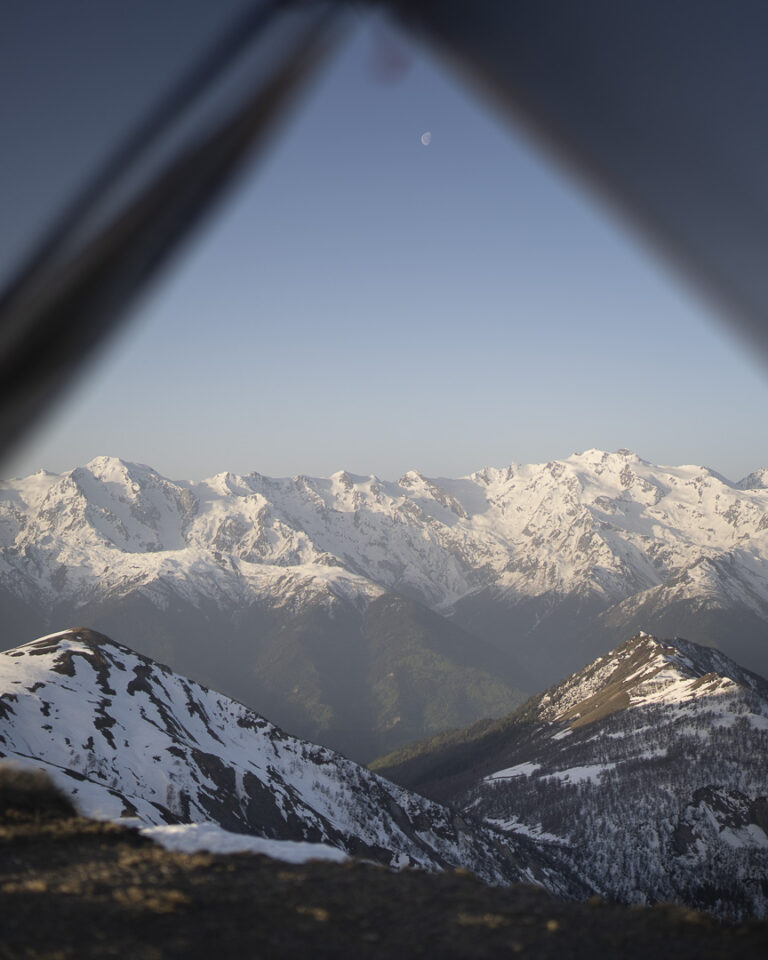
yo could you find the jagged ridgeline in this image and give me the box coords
[2,450,768,760]
[373,634,768,921]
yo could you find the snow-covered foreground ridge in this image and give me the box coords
[3,448,768,612]
[0,629,571,890]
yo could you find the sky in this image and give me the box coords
[4,6,768,483]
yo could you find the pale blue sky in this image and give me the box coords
[6,17,768,482]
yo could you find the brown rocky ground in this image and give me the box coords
[1,769,766,959]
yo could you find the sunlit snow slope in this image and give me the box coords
[4,451,768,614]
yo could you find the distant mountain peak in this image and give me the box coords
[738,467,768,490]
[82,455,156,478]
[398,469,427,487]
[566,448,642,465]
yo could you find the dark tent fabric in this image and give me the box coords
[0,0,342,461]
[392,1,768,353]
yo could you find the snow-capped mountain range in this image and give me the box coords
[1,450,767,757]
[374,633,768,920]
[0,628,577,893]
[5,449,768,613]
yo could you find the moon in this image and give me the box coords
[420,131,432,146]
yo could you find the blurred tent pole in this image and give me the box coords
[0,0,345,465]
[384,0,768,358]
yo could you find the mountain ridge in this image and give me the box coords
[373,633,768,920]
[6,449,768,611]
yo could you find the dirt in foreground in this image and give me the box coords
[0,771,766,959]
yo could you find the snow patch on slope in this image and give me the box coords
[140,823,349,861]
